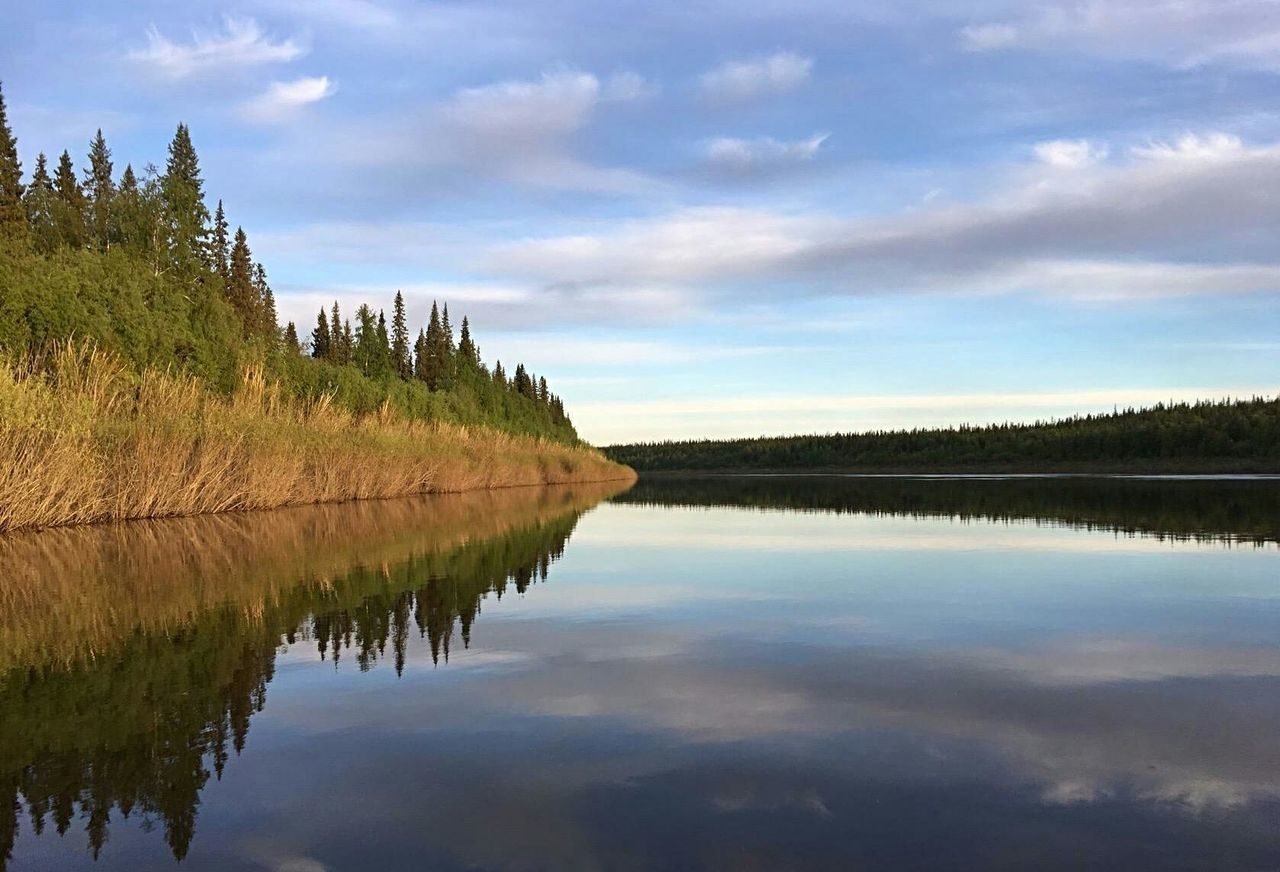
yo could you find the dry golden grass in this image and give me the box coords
[0,480,630,671]
[0,342,635,532]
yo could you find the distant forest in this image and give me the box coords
[606,397,1280,471]
[0,83,576,442]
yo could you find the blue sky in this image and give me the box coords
[5,0,1280,443]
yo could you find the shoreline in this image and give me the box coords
[631,463,1280,478]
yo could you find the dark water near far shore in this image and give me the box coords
[3,475,1280,871]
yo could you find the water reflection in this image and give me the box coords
[615,473,1280,545]
[0,482,627,867]
[4,475,1280,870]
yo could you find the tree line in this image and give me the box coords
[0,83,575,441]
[606,397,1280,471]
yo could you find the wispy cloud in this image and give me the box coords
[129,17,304,79]
[242,76,336,122]
[958,1,1280,71]
[960,23,1019,52]
[1033,138,1108,169]
[699,52,813,102]
[279,69,659,195]
[705,133,829,173]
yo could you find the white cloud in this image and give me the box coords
[699,52,813,102]
[1131,132,1246,162]
[603,71,656,102]
[129,17,304,79]
[483,132,1280,302]
[242,76,336,122]
[1033,138,1108,169]
[705,133,829,172]
[955,1,1280,71]
[446,71,601,143]
[960,22,1019,51]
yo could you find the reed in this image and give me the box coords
[0,342,634,532]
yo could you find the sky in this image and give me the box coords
[4,0,1280,444]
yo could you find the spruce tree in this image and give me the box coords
[538,376,549,405]
[441,303,455,354]
[283,321,301,352]
[160,123,209,277]
[0,82,24,237]
[211,200,229,280]
[354,304,380,376]
[114,163,160,257]
[458,316,479,367]
[226,227,257,329]
[423,301,444,389]
[23,152,57,253]
[413,329,428,381]
[342,320,354,364]
[492,360,506,386]
[312,308,331,359]
[376,310,391,376]
[254,263,277,341]
[52,150,86,249]
[391,291,411,379]
[329,302,343,362]
[84,129,114,250]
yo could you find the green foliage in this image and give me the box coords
[606,398,1280,471]
[83,129,114,251]
[0,90,582,443]
[22,153,56,253]
[51,150,86,249]
[0,82,23,239]
[159,123,208,278]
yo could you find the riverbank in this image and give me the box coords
[0,344,634,533]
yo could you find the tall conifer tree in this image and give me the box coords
[413,329,428,381]
[226,227,256,327]
[422,302,444,390]
[84,129,114,250]
[211,200,229,280]
[391,291,411,379]
[23,152,57,253]
[312,308,331,359]
[254,263,276,341]
[329,302,343,362]
[458,316,479,367]
[0,82,24,236]
[160,123,209,276]
[52,150,86,249]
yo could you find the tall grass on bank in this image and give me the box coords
[0,343,634,532]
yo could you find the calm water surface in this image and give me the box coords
[3,476,1280,871]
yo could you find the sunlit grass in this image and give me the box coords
[0,341,634,532]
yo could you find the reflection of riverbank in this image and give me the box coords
[613,474,1280,545]
[0,480,630,673]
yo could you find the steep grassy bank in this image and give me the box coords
[0,344,634,532]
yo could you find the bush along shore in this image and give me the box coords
[0,343,634,533]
